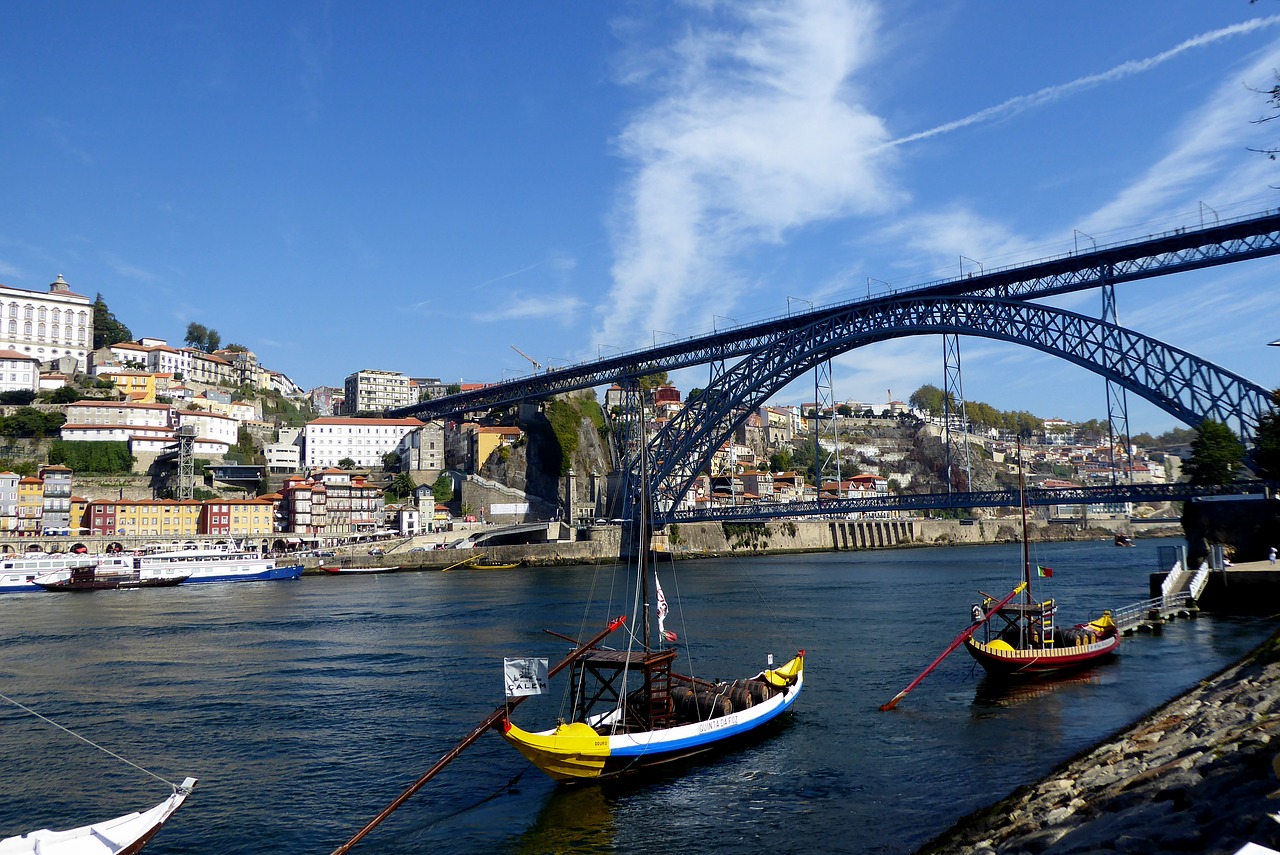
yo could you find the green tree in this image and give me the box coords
[48,439,134,473]
[637,372,670,393]
[909,384,950,416]
[432,475,454,503]
[0,390,35,405]
[1,408,64,438]
[184,323,223,353]
[338,457,356,470]
[184,322,208,350]
[92,294,132,349]
[49,386,81,404]
[387,472,416,502]
[1253,389,1280,481]
[1184,420,1245,485]
[381,451,401,471]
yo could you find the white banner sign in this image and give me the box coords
[503,657,549,698]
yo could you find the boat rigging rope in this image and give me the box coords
[0,691,180,791]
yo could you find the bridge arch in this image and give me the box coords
[648,295,1273,515]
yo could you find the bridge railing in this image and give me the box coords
[1111,592,1194,631]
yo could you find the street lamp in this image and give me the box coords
[787,296,813,315]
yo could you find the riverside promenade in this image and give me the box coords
[917,611,1280,854]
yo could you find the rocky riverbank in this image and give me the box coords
[916,628,1280,855]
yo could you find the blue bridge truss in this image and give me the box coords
[388,208,1280,519]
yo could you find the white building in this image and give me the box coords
[59,401,232,461]
[62,401,172,433]
[177,409,238,446]
[303,416,424,469]
[0,275,94,372]
[0,349,41,394]
[343,369,413,415]
[265,442,301,472]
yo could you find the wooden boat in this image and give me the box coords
[467,555,520,570]
[321,565,400,575]
[328,404,803,851]
[498,414,804,782]
[963,445,1119,678]
[33,565,190,592]
[0,777,196,855]
[1114,534,1134,547]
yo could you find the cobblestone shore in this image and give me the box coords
[916,628,1280,855]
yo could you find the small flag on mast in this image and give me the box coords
[1037,565,1054,578]
[503,657,549,698]
[655,573,677,642]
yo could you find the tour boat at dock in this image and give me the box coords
[0,553,136,594]
[133,545,304,585]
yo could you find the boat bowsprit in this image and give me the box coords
[0,778,196,855]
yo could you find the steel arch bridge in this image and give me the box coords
[642,296,1273,519]
[386,207,1280,520]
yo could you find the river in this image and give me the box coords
[0,539,1273,854]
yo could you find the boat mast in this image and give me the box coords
[1018,436,1031,604]
[637,387,652,653]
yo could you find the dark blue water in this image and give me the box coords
[0,540,1273,854]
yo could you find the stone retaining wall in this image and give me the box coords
[916,631,1280,854]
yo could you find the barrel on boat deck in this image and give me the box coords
[677,687,734,720]
[727,680,755,712]
[746,679,776,704]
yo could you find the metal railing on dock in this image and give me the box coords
[1111,592,1196,634]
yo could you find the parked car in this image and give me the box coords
[368,547,386,556]
[314,550,336,557]
[409,546,427,553]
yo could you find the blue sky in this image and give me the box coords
[3,2,1279,434]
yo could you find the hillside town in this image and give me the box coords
[0,275,1190,548]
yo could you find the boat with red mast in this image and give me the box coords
[881,440,1118,711]
[962,445,1119,678]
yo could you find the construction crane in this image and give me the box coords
[510,344,542,374]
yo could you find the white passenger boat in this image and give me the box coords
[133,546,304,584]
[0,553,135,594]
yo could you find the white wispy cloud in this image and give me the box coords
[1080,44,1280,236]
[886,15,1280,149]
[291,10,333,123]
[473,293,586,324]
[104,255,163,285]
[601,0,897,350]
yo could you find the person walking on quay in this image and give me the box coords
[1270,546,1277,566]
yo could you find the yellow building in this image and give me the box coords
[17,476,43,535]
[465,425,523,472]
[85,497,275,538]
[200,498,274,537]
[70,495,90,535]
[101,371,158,404]
[110,499,203,538]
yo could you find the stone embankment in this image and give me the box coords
[916,630,1280,855]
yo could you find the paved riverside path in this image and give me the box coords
[916,627,1280,854]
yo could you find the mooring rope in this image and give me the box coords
[0,691,178,791]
